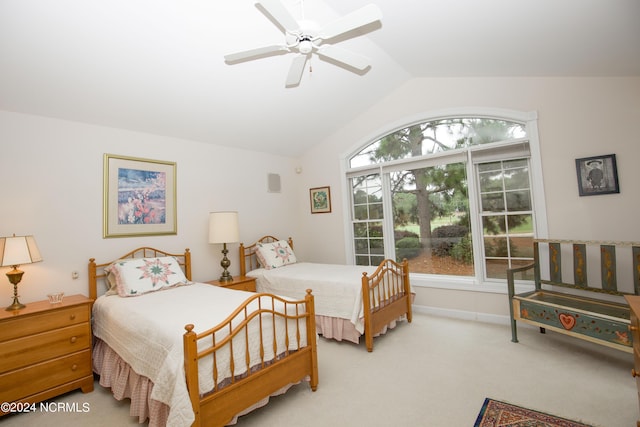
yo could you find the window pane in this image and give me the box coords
[369,203,383,220]
[393,162,474,276]
[504,166,529,190]
[351,171,385,267]
[481,192,504,212]
[349,118,527,168]
[479,169,503,192]
[507,214,533,234]
[370,238,384,254]
[511,236,534,259]
[353,205,368,221]
[479,159,534,279]
[506,190,531,211]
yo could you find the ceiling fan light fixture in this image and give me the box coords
[298,39,313,54]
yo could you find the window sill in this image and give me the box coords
[410,273,534,295]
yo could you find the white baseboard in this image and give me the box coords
[412,304,511,325]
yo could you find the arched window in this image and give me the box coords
[344,111,546,286]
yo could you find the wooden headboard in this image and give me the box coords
[88,247,191,300]
[239,236,293,276]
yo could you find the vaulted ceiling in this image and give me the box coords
[1,0,638,156]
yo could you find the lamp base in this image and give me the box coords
[218,243,233,283]
[5,270,25,311]
[218,272,233,283]
[5,298,25,311]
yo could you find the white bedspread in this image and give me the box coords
[248,262,376,333]
[92,283,308,427]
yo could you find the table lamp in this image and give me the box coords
[0,234,43,311]
[208,212,239,282]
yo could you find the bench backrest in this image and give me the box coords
[533,239,640,297]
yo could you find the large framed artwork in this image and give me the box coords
[310,186,331,214]
[575,154,620,197]
[103,154,177,238]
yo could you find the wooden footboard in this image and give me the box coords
[361,259,412,352]
[89,247,317,426]
[183,290,318,427]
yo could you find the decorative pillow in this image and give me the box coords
[107,256,190,297]
[256,240,297,270]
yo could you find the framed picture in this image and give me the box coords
[310,186,332,214]
[103,154,177,238]
[575,154,620,197]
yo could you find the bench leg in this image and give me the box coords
[539,327,546,334]
[510,318,519,343]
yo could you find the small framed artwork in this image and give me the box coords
[103,154,177,238]
[575,154,620,197]
[310,186,332,214]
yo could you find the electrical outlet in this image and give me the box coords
[72,271,79,280]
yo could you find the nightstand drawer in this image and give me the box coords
[0,349,92,402]
[207,276,256,292]
[225,281,256,291]
[0,323,91,372]
[0,305,89,342]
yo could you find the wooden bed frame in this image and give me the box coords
[88,247,318,427]
[239,236,413,352]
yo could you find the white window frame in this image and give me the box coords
[340,108,548,293]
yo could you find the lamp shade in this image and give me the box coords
[209,212,239,244]
[0,235,43,267]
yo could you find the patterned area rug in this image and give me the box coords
[474,398,594,427]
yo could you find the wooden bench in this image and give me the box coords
[507,238,640,353]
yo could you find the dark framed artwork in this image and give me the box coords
[575,154,620,196]
[103,154,177,237]
[310,186,331,214]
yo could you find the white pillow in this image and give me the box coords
[256,240,297,270]
[107,256,190,297]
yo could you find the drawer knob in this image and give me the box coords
[71,364,78,371]
[70,336,77,343]
[630,325,639,332]
[69,314,76,320]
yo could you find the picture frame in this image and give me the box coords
[103,154,177,238]
[575,154,620,197]
[310,186,332,214]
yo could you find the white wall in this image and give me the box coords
[0,111,300,305]
[2,76,639,321]
[295,76,640,320]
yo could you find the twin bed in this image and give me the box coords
[89,240,412,426]
[89,247,318,427]
[239,236,413,352]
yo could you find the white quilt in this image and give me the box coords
[92,283,308,427]
[247,262,377,333]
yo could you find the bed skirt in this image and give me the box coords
[92,338,297,426]
[93,338,169,426]
[315,315,402,344]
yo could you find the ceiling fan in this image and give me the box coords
[224,0,383,87]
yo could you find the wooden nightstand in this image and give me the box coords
[0,294,94,416]
[206,276,256,292]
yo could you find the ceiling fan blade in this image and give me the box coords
[318,4,382,40]
[257,0,300,33]
[316,45,370,71]
[224,44,288,63]
[285,54,308,87]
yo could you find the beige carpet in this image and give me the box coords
[2,312,637,427]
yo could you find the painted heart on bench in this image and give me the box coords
[559,313,576,330]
